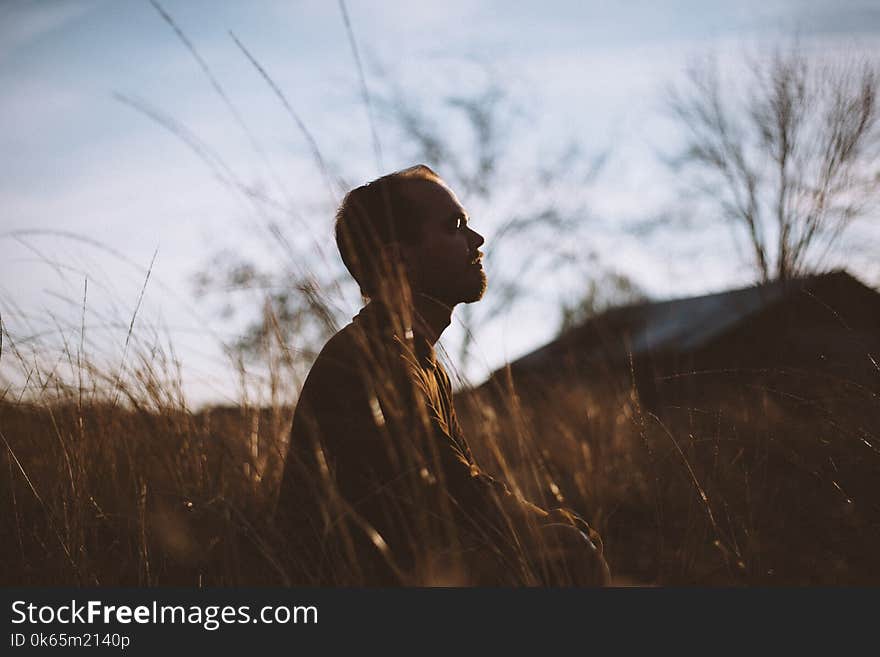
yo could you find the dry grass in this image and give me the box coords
[458,363,880,585]
[0,326,292,586]
[2,315,878,586]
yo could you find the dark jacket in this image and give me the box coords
[276,301,608,585]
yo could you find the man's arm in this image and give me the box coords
[284,332,609,584]
[422,362,611,585]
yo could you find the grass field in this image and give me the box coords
[3,331,878,586]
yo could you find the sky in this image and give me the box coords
[2,0,879,404]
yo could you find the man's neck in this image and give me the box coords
[412,293,454,345]
[368,291,454,346]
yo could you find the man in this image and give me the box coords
[275,165,609,586]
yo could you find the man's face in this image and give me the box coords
[401,178,486,306]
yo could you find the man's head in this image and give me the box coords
[335,165,486,307]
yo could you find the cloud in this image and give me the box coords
[0,0,103,63]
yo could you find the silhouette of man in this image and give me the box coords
[276,165,610,586]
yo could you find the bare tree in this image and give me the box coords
[667,46,879,282]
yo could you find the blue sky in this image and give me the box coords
[2,0,879,403]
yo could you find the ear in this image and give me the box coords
[375,241,411,281]
[383,240,421,289]
[370,241,418,302]
[397,241,418,274]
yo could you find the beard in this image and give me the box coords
[418,262,487,307]
[440,265,487,305]
[460,265,487,303]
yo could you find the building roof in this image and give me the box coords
[504,269,877,377]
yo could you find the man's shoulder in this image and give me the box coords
[301,323,366,392]
[293,325,365,423]
[303,318,397,385]
[291,316,404,435]
[312,323,360,368]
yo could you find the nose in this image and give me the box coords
[467,227,484,250]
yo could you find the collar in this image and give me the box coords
[353,300,437,368]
